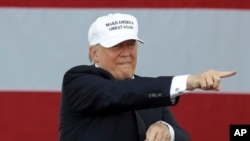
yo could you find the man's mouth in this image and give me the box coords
[118,61,131,65]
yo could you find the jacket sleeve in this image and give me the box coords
[62,66,177,115]
[162,107,190,141]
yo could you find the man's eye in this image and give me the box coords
[111,45,120,50]
[128,43,136,48]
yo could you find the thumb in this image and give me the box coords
[220,70,237,78]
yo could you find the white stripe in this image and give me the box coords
[0,8,250,92]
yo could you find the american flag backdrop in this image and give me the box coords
[1,0,250,141]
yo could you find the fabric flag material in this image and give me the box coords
[1,1,250,141]
[0,0,250,92]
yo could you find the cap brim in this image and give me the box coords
[100,35,144,48]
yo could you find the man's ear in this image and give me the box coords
[89,46,98,63]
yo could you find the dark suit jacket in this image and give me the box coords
[59,65,190,141]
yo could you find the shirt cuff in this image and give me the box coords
[157,121,175,141]
[170,75,189,98]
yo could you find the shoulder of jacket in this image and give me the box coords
[64,65,113,79]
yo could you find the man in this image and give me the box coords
[59,13,236,141]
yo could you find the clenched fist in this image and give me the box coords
[145,122,172,141]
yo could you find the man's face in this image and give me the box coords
[92,40,138,80]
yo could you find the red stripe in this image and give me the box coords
[0,0,250,9]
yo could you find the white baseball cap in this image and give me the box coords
[88,13,144,48]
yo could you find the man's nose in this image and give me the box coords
[119,46,130,57]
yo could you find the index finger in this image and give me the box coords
[220,70,237,78]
